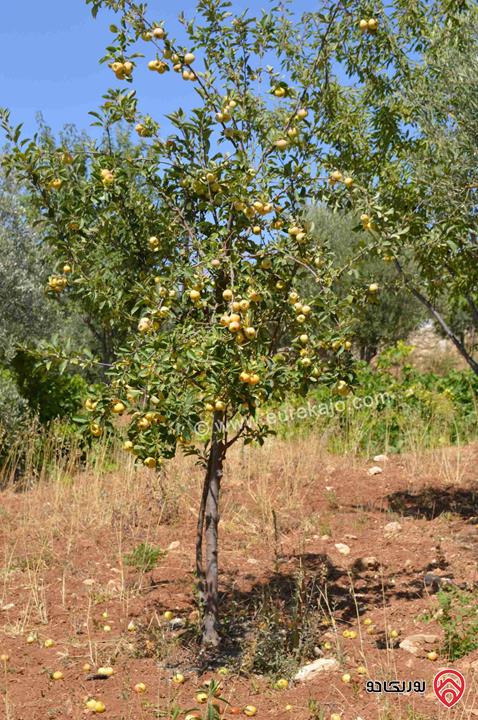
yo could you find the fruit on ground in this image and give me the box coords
[244,706,257,717]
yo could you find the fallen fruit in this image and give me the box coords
[172,672,185,684]
[275,678,289,689]
[244,707,257,717]
[341,673,351,684]
[134,682,147,693]
[196,692,208,704]
[44,639,55,648]
[427,651,438,661]
[51,671,64,681]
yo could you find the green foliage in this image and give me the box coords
[12,350,87,424]
[435,585,478,661]
[0,368,30,455]
[124,542,166,572]
[306,208,426,360]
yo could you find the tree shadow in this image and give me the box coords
[386,486,478,521]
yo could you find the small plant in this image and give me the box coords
[124,542,165,573]
[435,585,478,660]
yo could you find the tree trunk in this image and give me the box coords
[197,412,225,647]
[394,260,478,375]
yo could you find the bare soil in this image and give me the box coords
[1,439,478,719]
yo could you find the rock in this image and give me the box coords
[82,579,95,586]
[168,541,180,551]
[373,454,388,463]
[424,572,453,591]
[321,535,330,541]
[247,558,258,565]
[335,543,350,555]
[399,634,440,655]
[0,603,14,611]
[325,485,334,491]
[170,617,184,630]
[384,521,402,537]
[344,534,358,539]
[353,556,380,571]
[294,658,339,681]
[368,466,383,476]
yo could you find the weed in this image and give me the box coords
[435,585,478,660]
[123,542,165,573]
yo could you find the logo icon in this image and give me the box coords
[433,670,465,708]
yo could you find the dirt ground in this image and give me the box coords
[1,438,478,719]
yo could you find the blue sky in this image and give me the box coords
[1,0,314,140]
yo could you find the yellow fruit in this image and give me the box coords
[240,371,251,383]
[344,177,354,188]
[342,629,351,638]
[427,651,438,661]
[239,299,250,311]
[83,663,91,672]
[51,671,63,680]
[138,417,151,430]
[348,630,357,639]
[0,654,9,662]
[359,18,369,31]
[296,314,306,324]
[331,715,342,720]
[196,692,209,704]
[275,678,288,689]
[341,673,351,684]
[127,621,136,632]
[134,682,147,693]
[217,667,228,676]
[63,263,72,273]
[153,27,165,38]
[44,639,55,648]
[363,618,372,626]
[112,401,125,415]
[144,457,156,469]
[184,52,195,65]
[215,400,226,412]
[103,624,111,632]
[357,666,367,675]
[123,61,133,76]
[205,402,215,412]
[389,629,399,638]
[173,673,185,684]
[85,398,98,411]
[287,127,298,138]
[299,334,309,344]
[90,423,102,438]
[330,170,343,183]
[232,301,241,312]
[50,178,62,190]
[274,87,286,97]
[296,108,308,119]
[323,641,333,650]
[252,225,261,234]
[249,374,260,385]
[369,283,379,293]
[94,701,106,713]
[301,305,311,315]
[360,213,370,224]
[223,289,233,301]
[229,321,241,333]
[367,18,378,32]
[86,699,98,710]
[244,706,257,717]
[164,610,174,620]
[244,327,256,339]
[189,289,201,302]
[274,139,288,150]
[26,634,36,644]
[148,235,159,250]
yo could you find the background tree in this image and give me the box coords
[1,0,470,646]
[306,207,425,361]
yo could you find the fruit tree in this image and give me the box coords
[1,0,471,645]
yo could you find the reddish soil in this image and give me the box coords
[1,440,478,719]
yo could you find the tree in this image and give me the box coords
[306,207,425,361]
[1,0,468,645]
[325,6,478,372]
